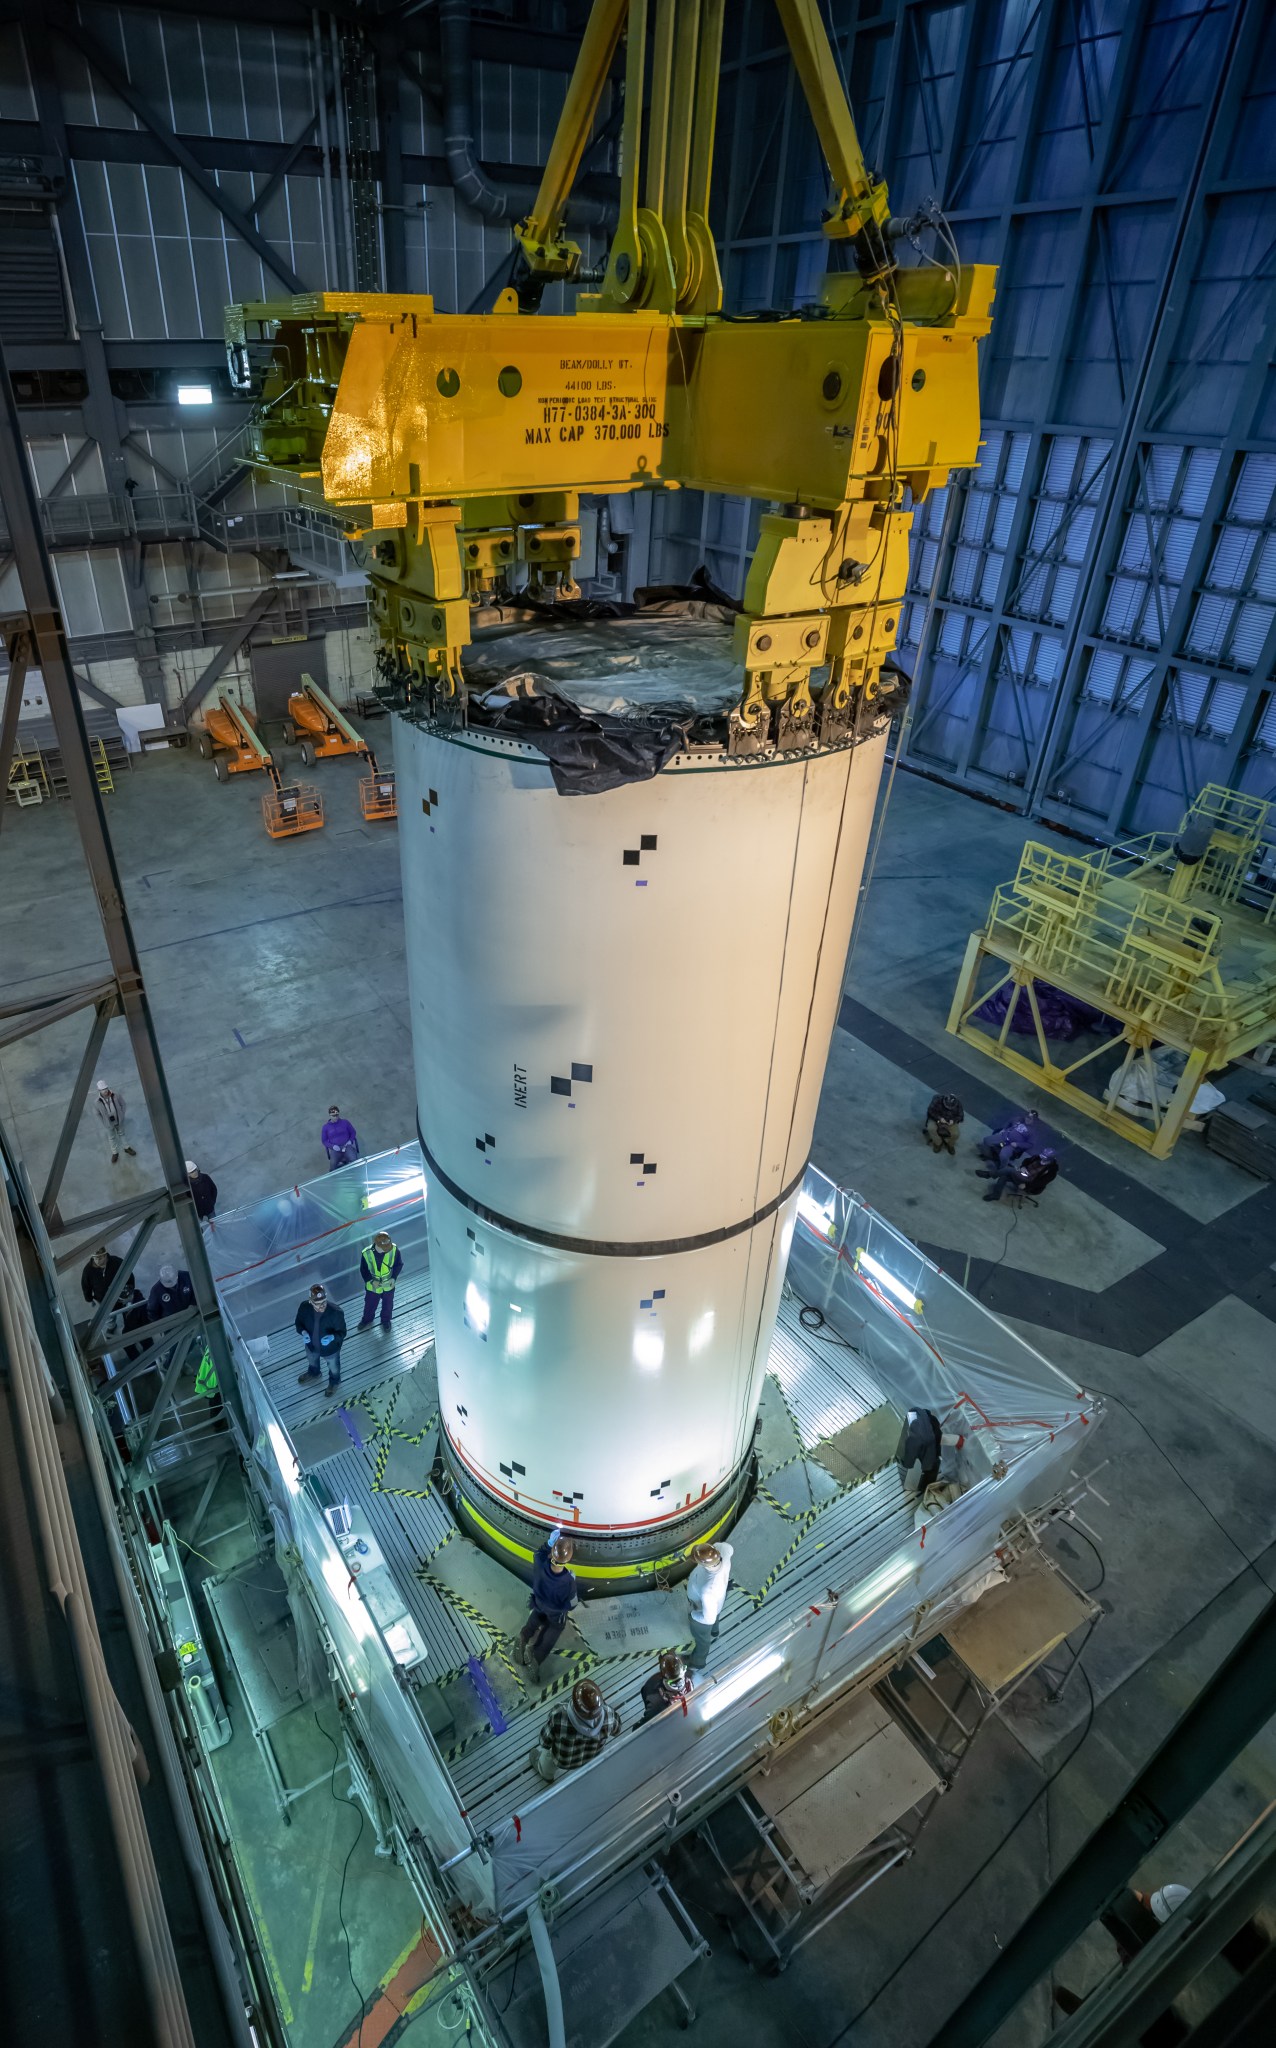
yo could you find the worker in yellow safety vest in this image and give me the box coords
[193,1344,223,1421]
[358,1230,403,1332]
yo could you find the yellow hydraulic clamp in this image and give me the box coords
[226,0,995,754]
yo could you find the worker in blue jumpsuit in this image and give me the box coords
[517,1528,578,1685]
[357,1230,403,1330]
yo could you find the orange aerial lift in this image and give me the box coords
[283,672,397,820]
[194,688,274,783]
[285,673,367,763]
[193,688,325,840]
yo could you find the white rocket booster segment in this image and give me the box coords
[398,708,889,1585]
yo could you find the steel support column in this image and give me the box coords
[932,1592,1276,2048]
[177,586,279,722]
[1025,0,1261,819]
[51,10,308,296]
[0,624,30,823]
[0,332,241,1452]
[38,996,116,1218]
[25,21,167,704]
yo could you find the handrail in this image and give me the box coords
[0,1180,198,2048]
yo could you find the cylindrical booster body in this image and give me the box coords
[399,719,887,1582]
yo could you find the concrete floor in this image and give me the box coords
[3,741,1275,2048]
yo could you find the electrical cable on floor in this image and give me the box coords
[1056,1517,1107,1597]
[820,1660,1098,2047]
[972,1201,1021,1298]
[314,1710,368,2048]
[496,1939,521,2014]
[797,1302,856,1348]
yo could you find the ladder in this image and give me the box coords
[91,737,115,793]
[6,740,49,806]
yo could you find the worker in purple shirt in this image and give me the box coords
[321,1104,360,1169]
[517,1526,578,1684]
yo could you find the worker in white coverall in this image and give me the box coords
[686,1541,734,1669]
[94,1080,136,1163]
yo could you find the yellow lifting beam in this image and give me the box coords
[226,0,996,756]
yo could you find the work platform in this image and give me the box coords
[948,784,1276,1157]
[206,1149,1099,1938]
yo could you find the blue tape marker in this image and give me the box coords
[232,1028,247,1049]
[336,1407,365,1450]
[465,1655,508,1734]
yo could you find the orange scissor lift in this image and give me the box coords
[284,674,397,820]
[193,688,324,840]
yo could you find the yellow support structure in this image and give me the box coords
[91,736,115,794]
[7,737,49,805]
[948,787,1276,1159]
[225,0,996,753]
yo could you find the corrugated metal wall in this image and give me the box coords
[652,0,1276,838]
[0,2,607,717]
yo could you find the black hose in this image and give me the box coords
[437,0,614,232]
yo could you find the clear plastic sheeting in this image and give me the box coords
[475,1164,1099,1917]
[465,604,742,717]
[213,1153,1098,1930]
[208,1145,428,1342]
[786,1164,1090,1462]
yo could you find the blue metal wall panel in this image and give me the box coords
[696,0,1276,836]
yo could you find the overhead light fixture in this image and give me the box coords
[699,1648,785,1721]
[366,1173,426,1209]
[177,383,214,406]
[854,1245,923,1315]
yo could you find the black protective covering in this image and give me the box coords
[474,687,690,794]
[462,599,737,794]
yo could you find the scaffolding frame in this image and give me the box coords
[947,785,1276,1158]
[0,339,245,1486]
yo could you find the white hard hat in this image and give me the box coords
[159,1264,177,1286]
[1150,1884,1191,1923]
[185,1160,198,1174]
[95,1078,108,1090]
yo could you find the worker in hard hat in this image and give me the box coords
[94,1079,136,1163]
[686,1540,734,1669]
[186,1160,218,1221]
[81,1244,123,1307]
[1056,1881,1194,2016]
[982,1146,1059,1204]
[923,1091,964,1154]
[147,1264,194,1321]
[517,1526,578,1684]
[975,1108,1042,1170]
[295,1282,346,1395]
[357,1230,403,1331]
[637,1650,693,1726]
[321,1105,360,1169]
[532,1678,621,1782]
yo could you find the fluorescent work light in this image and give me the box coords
[366,1173,426,1209]
[177,383,214,406]
[698,1649,785,1721]
[854,1246,923,1315]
